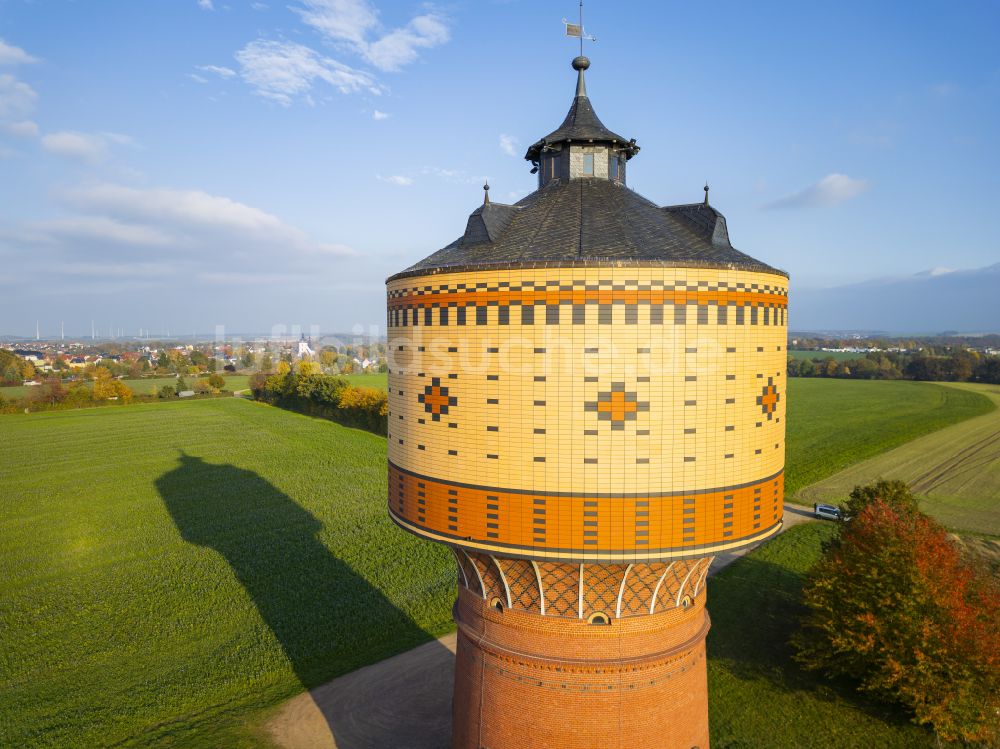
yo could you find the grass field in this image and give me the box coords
[784,379,993,495]
[0,375,252,400]
[1,378,989,747]
[798,382,1000,535]
[707,522,932,747]
[0,399,454,748]
[341,372,387,390]
[0,372,385,401]
[787,349,863,361]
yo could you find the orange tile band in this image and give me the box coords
[387,288,787,310]
[389,462,783,562]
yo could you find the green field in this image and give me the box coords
[1,378,991,747]
[787,349,863,361]
[0,372,385,401]
[341,372,387,390]
[0,400,454,747]
[707,522,931,747]
[798,382,1000,535]
[784,379,993,495]
[0,375,252,400]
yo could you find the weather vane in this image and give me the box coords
[563,0,596,56]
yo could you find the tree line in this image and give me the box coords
[788,349,1000,383]
[249,368,388,436]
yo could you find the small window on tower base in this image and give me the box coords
[583,153,594,175]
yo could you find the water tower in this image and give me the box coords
[386,55,787,749]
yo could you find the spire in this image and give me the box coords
[483,180,490,205]
[704,182,710,206]
[524,56,638,164]
[573,55,589,97]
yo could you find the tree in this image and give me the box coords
[91,367,115,400]
[158,384,175,399]
[65,382,93,406]
[260,353,273,372]
[276,360,291,376]
[793,492,1000,743]
[174,376,188,395]
[298,360,319,376]
[29,378,66,405]
[841,478,920,521]
[207,373,225,390]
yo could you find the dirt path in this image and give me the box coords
[265,505,817,749]
[796,382,1000,535]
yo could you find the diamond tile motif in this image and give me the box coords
[757,377,779,420]
[418,377,457,422]
[585,382,649,431]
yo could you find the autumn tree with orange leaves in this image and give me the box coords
[793,484,1000,744]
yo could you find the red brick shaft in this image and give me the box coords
[451,584,711,749]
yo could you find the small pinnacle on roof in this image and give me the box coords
[483,180,490,205]
[572,55,590,97]
[704,182,710,206]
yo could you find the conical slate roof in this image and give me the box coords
[389,58,785,282]
[524,56,638,163]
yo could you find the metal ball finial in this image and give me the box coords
[703,182,710,206]
[483,180,490,205]
[572,56,590,71]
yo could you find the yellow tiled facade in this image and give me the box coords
[386,265,787,563]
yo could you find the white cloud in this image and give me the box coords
[42,216,174,247]
[41,131,108,162]
[0,73,37,120]
[292,0,449,72]
[764,173,869,210]
[365,13,449,72]
[40,131,133,163]
[198,64,237,78]
[63,183,356,256]
[377,174,413,186]
[372,109,389,120]
[294,0,378,47]
[197,0,215,10]
[235,39,380,105]
[5,119,37,137]
[0,39,39,66]
[499,133,518,157]
[188,73,209,84]
[251,2,269,10]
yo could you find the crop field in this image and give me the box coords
[707,522,932,747]
[784,379,993,495]
[0,378,988,747]
[0,399,455,747]
[798,382,1000,535]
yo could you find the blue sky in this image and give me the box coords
[1,0,998,338]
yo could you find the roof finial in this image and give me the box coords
[483,180,490,205]
[572,55,590,97]
[703,182,710,206]
[564,0,596,95]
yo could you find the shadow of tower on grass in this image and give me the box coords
[157,452,453,749]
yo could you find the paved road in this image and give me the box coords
[266,504,819,749]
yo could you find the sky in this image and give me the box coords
[0,0,998,338]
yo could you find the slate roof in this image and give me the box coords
[388,57,785,283]
[389,179,786,281]
[524,57,638,163]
